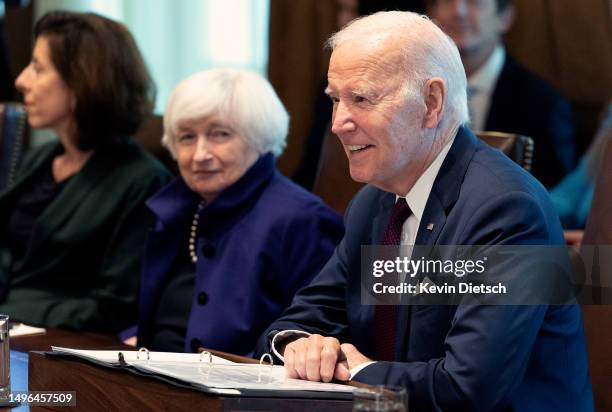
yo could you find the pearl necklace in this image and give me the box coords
[188,201,206,264]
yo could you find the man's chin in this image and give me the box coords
[348,169,372,185]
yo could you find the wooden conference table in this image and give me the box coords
[8,329,353,411]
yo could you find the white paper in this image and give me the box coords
[51,346,235,366]
[138,361,353,393]
[9,323,46,337]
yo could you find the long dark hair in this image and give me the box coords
[34,11,155,150]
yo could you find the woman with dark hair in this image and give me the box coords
[0,11,171,331]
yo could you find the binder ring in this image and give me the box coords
[200,351,213,364]
[257,353,274,383]
[259,353,274,366]
[137,347,150,360]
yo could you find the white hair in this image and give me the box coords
[162,68,289,158]
[327,11,469,128]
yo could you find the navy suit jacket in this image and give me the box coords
[257,127,593,411]
[486,56,575,188]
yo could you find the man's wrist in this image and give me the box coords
[270,329,311,361]
[349,361,376,380]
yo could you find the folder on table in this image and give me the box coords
[49,346,353,400]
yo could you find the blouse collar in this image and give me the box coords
[147,153,275,226]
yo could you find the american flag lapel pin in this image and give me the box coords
[426,223,435,231]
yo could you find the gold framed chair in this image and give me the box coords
[134,114,178,175]
[475,131,534,171]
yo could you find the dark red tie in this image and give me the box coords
[374,198,412,361]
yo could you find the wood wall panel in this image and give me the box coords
[267,0,336,177]
[506,0,611,152]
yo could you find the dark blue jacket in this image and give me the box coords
[257,128,593,411]
[486,56,575,188]
[137,154,343,356]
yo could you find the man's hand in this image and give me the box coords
[283,335,372,382]
[123,336,137,346]
[283,334,345,382]
[334,343,372,380]
[340,343,371,370]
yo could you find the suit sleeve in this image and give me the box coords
[353,191,559,412]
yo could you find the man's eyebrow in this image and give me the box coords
[351,87,377,99]
[324,86,377,99]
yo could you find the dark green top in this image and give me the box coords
[0,140,172,332]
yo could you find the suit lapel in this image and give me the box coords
[137,179,199,341]
[414,194,446,247]
[358,191,394,356]
[396,127,479,360]
[415,127,478,246]
[372,192,395,243]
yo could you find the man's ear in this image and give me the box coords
[422,77,445,129]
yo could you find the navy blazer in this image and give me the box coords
[486,56,575,188]
[137,154,344,356]
[257,128,593,411]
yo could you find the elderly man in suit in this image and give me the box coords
[256,11,592,412]
[426,0,575,188]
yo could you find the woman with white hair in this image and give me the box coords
[130,68,343,355]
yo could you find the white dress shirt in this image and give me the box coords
[399,133,456,246]
[467,45,505,132]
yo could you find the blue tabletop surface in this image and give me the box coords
[7,351,28,412]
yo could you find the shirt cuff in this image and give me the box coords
[271,329,311,362]
[349,361,376,380]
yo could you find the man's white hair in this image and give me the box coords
[162,68,289,158]
[327,11,469,128]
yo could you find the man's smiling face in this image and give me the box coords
[326,38,433,195]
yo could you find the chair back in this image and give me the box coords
[475,131,533,171]
[0,102,28,191]
[313,127,535,215]
[134,115,178,175]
